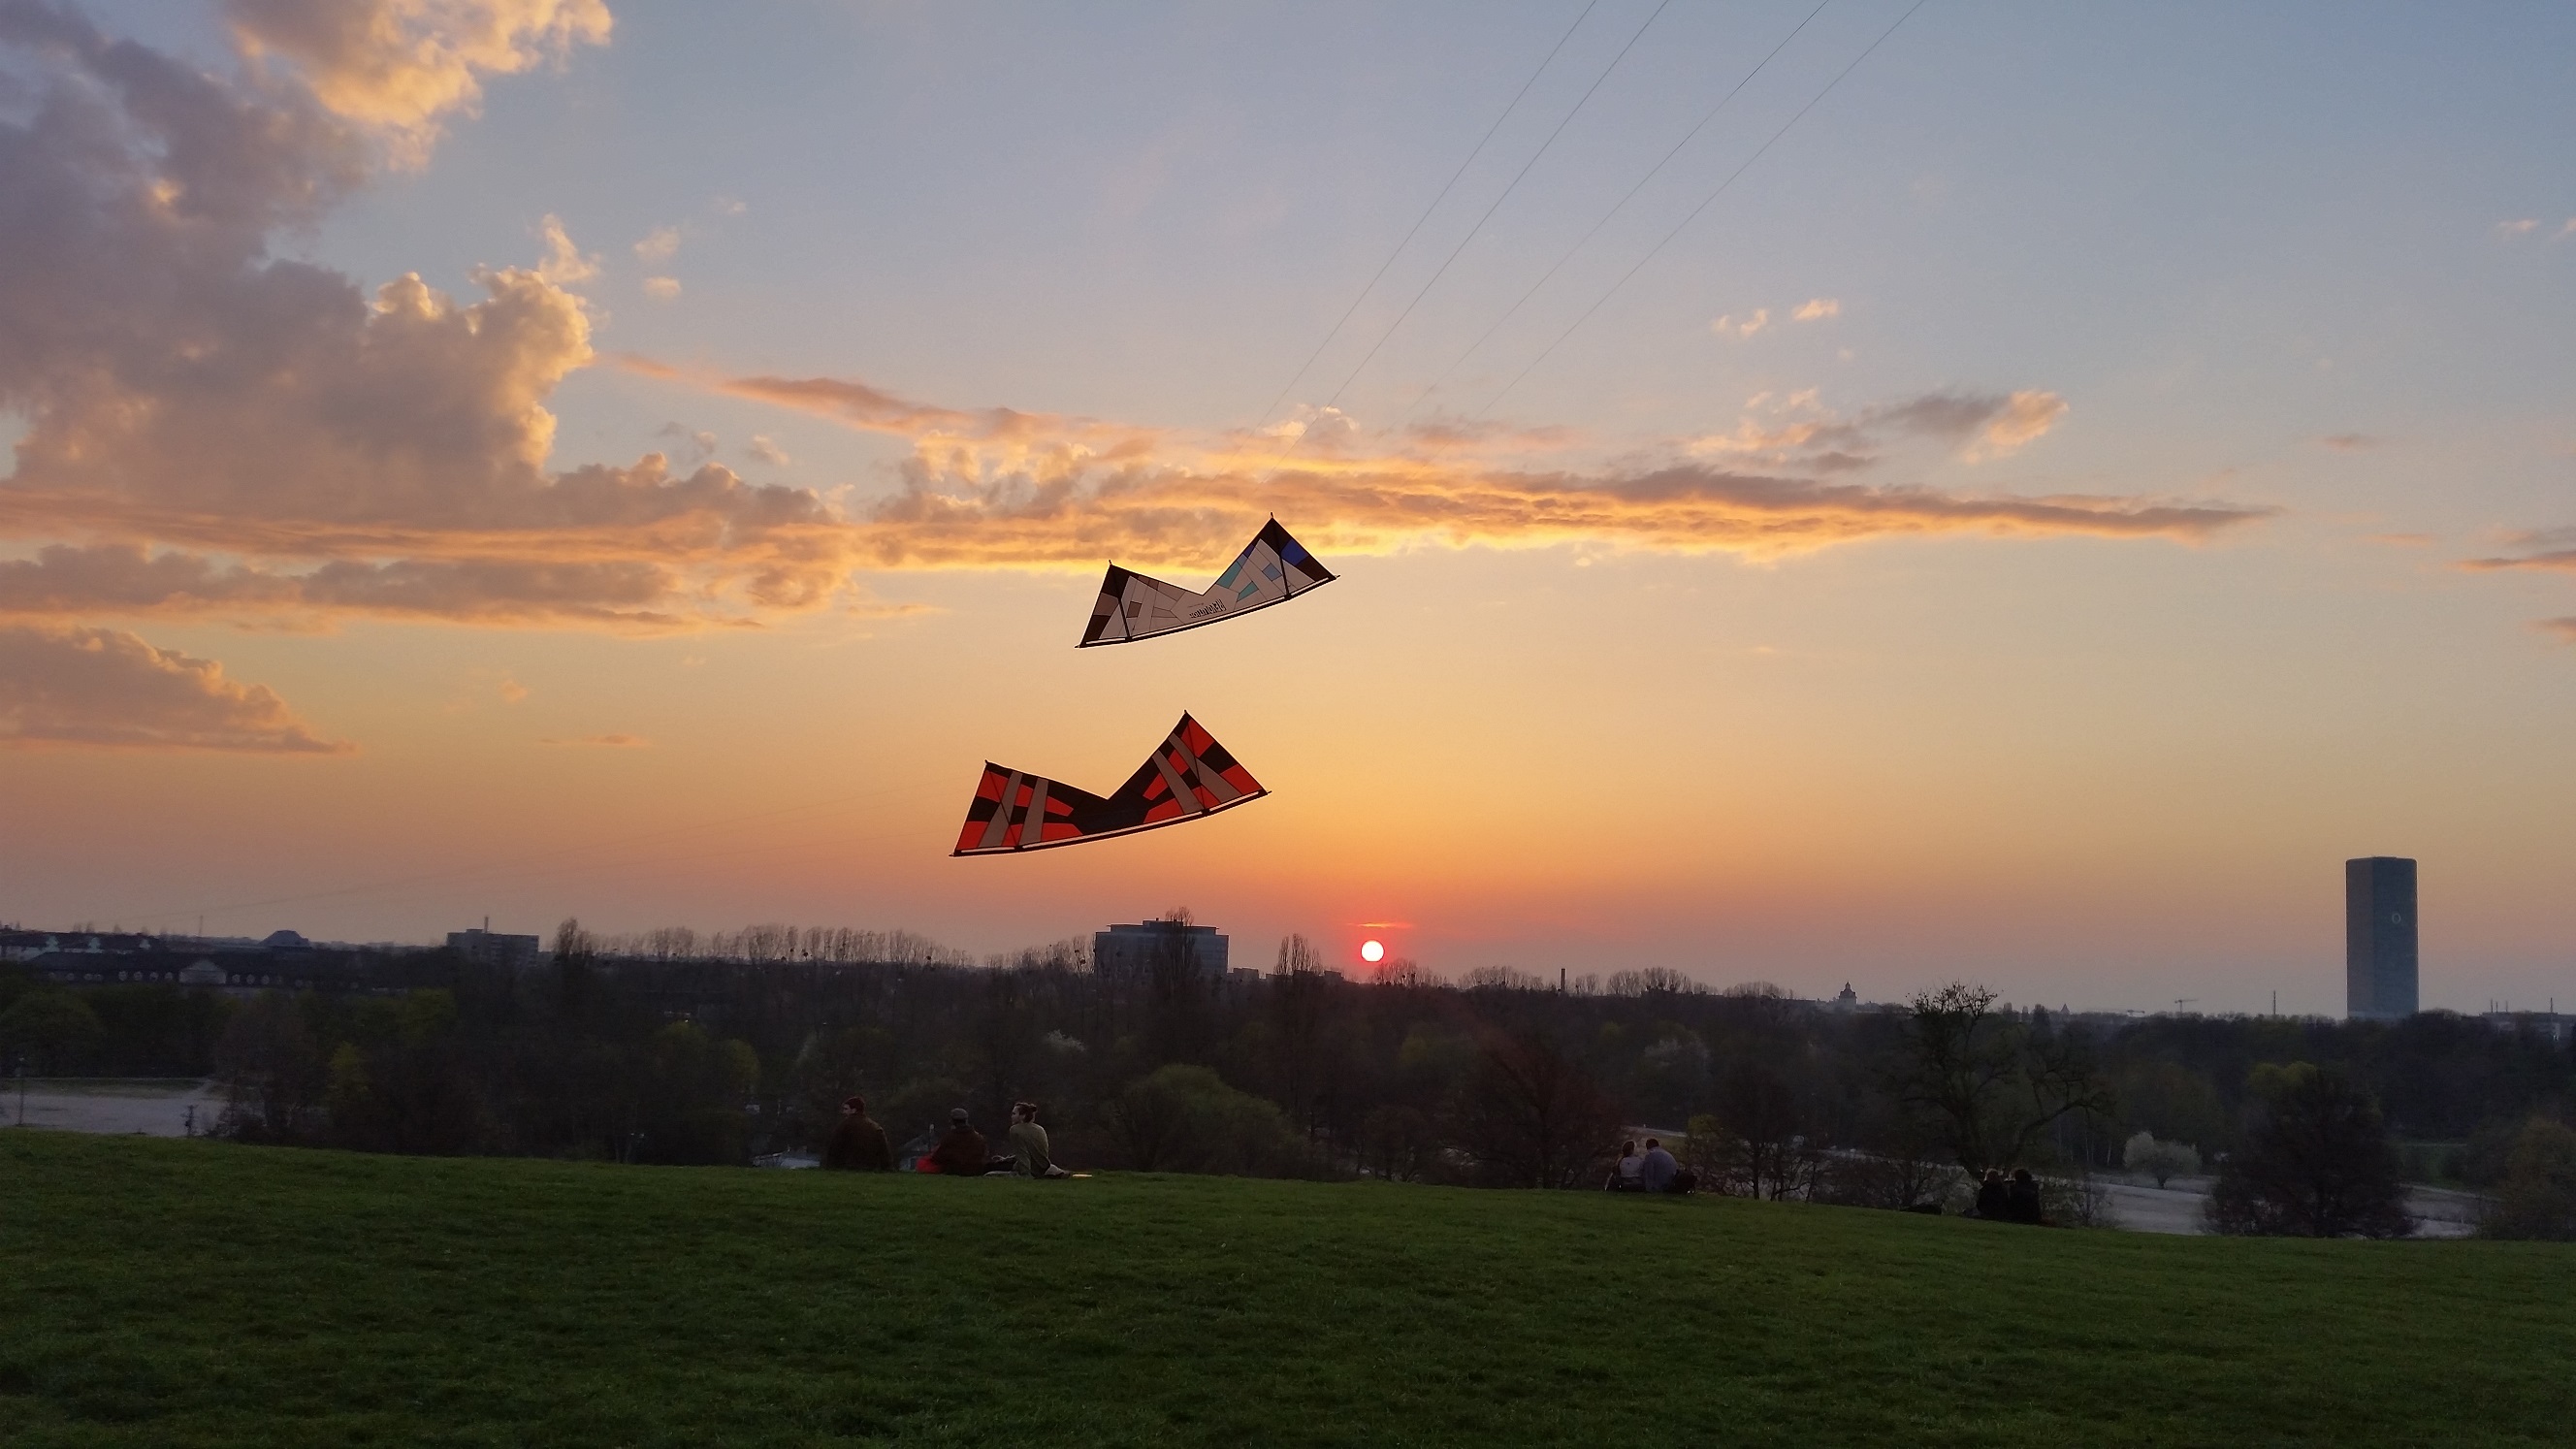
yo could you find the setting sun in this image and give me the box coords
[1361,940,1385,964]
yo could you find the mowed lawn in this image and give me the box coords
[2,1134,2570,1447]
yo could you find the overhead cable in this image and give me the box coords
[1255,0,1601,430]
[1318,0,1678,413]
[1482,0,1930,417]
[1409,0,1835,417]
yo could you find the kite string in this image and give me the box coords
[1408,0,1835,418]
[1254,0,1600,430]
[1482,0,1931,418]
[1319,0,1677,415]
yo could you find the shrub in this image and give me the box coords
[2479,1116,2576,1240]
[2206,1063,2412,1239]
[1107,1064,1318,1177]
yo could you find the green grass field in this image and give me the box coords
[2,1132,2569,1447]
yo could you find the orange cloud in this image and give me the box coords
[226,0,611,162]
[0,624,349,753]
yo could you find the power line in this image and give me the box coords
[1481,0,1930,418]
[1409,0,1835,418]
[1318,0,1677,414]
[1255,0,1601,430]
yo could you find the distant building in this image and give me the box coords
[448,927,542,969]
[1092,920,1228,981]
[1833,982,1858,1011]
[2345,856,2418,1019]
[2479,1011,2573,1046]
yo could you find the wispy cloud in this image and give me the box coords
[642,275,681,299]
[541,732,648,747]
[633,224,680,261]
[1712,309,1770,338]
[2497,218,2540,239]
[1791,298,1841,322]
[2321,434,2386,452]
[534,213,597,284]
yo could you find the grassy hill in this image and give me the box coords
[2,1133,2569,1447]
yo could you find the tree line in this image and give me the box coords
[4,917,2571,1237]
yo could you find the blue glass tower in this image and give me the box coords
[2344,857,2418,1019]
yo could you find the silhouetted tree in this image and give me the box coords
[2206,1063,2412,1238]
[2477,1116,2576,1240]
[1897,982,2111,1172]
[1455,1028,1618,1188]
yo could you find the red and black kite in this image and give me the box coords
[953,714,1266,855]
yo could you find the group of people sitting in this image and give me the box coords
[1606,1137,1698,1195]
[821,1096,1070,1178]
[1972,1166,2047,1224]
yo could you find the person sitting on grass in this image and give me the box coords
[927,1108,991,1175]
[1009,1101,1071,1177]
[821,1095,892,1172]
[1639,1138,1679,1194]
[1974,1168,2009,1219]
[1608,1139,1645,1192]
[2007,1167,2045,1225]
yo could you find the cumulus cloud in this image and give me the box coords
[224,0,610,161]
[1713,309,1770,338]
[0,624,348,753]
[747,435,790,467]
[0,4,2269,656]
[641,274,681,299]
[1791,298,1841,321]
[632,224,678,261]
[0,10,847,629]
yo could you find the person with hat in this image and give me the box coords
[821,1095,892,1172]
[926,1107,990,1175]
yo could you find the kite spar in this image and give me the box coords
[952,714,1266,855]
[1079,519,1336,647]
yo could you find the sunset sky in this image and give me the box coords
[5,0,2573,1014]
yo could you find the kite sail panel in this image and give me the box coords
[953,713,1266,855]
[1079,518,1336,647]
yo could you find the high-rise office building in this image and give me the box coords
[1092,920,1229,981]
[2344,856,2418,1019]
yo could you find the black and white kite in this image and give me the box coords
[952,714,1266,855]
[1079,519,1336,647]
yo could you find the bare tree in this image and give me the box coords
[1711,1062,1822,1199]
[1896,982,2111,1173]
[1455,1028,1619,1188]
